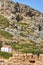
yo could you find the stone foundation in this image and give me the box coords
[0,53,43,65]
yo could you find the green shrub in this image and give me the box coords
[0,52,12,59]
[19,33,25,36]
[0,30,13,39]
[11,44,23,49]
[0,15,9,28]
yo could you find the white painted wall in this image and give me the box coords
[1,47,12,52]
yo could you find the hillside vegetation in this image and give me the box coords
[0,0,43,55]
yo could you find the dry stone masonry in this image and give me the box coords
[0,53,43,65]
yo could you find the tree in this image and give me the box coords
[0,41,2,50]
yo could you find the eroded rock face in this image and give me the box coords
[0,0,43,41]
[16,14,23,22]
[0,0,42,19]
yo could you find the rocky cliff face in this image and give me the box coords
[0,0,43,54]
[0,0,42,20]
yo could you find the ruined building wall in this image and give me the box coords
[8,53,43,65]
[0,53,43,65]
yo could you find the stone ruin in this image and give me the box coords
[0,53,43,65]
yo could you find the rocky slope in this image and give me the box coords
[0,0,43,54]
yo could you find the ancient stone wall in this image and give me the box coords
[0,53,43,65]
[8,53,43,65]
